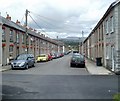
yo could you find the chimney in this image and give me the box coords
[6,14,11,20]
[16,20,20,25]
[34,29,37,32]
[29,27,33,31]
[38,32,41,35]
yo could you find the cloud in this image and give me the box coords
[0,0,115,38]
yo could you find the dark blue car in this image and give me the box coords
[11,54,35,69]
[70,53,85,68]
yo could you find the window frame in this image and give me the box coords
[10,30,14,42]
[2,28,6,42]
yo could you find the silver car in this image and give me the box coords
[11,54,35,69]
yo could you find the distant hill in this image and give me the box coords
[64,37,86,42]
[56,37,86,43]
[53,37,86,50]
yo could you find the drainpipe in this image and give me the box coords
[0,12,2,66]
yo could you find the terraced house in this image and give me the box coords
[0,14,64,66]
[82,0,120,73]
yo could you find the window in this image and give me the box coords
[30,37,33,45]
[26,36,29,45]
[16,33,19,43]
[2,28,5,41]
[36,39,38,46]
[99,28,100,41]
[110,16,114,33]
[9,46,13,53]
[101,25,103,40]
[106,19,109,34]
[22,34,24,43]
[10,30,13,42]
[106,46,110,59]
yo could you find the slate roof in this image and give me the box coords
[2,17,25,32]
[1,16,60,45]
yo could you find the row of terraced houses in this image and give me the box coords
[0,14,65,66]
[80,0,120,73]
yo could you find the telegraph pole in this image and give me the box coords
[0,12,2,66]
[25,9,30,53]
[56,36,59,53]
[81,31,84,55]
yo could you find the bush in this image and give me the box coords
[113,93,120,101]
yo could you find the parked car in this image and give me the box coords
[36,54,48,62]
[11,54,35,69]
[60,53,64,57]
[54,53,60,58]
[47,53,53,61]
[70,54,85,68]
[72,53,81,56]
[50,53,56,59]
[73,50,79,53]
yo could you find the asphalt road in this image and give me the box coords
[3,54,89,75]
[2,55,119,100]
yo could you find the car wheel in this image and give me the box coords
[33,63,35,67]
[70,63,73,67]
[25,64,29,69]
[82,64,85,68]
[11,67,14,70]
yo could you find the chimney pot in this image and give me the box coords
[16,20,20,25]
[6,14,11,20]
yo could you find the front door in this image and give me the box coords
[2,47,6,65]
[16,47,19,56]
[111,46,115,71]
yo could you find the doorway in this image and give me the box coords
[111,46,115,71]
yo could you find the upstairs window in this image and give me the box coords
[2,28,6,42]
[30,37,33,45]
[16,32,19,43]
[110,16,114,33]
[10,30,13,42]
[22,34,24,43]
[106,19,109,34]
[9,46,13,53]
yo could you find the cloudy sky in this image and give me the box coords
[0,0,115,39]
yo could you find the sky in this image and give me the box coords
[0,0,115,39]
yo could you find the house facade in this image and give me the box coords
[82,0,120,73]
[0,14,64,66]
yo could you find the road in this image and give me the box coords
[2,54,119,100]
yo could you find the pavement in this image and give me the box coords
[85,58,114,75]
[0,58,114,75]
[0,65,11,72]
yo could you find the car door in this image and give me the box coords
[31,56,35,66]
[27,57,32,67]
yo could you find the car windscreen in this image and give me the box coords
[72,55,84,60]
[16,55,28,60]
[39,55,46,57]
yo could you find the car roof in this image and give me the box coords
[18,54,34,57]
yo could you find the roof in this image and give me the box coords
[1,16,63,45]
[2,17,25,32]
[83,0,120,43]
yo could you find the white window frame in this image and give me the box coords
[9,46,13,53]
[106,19,109,34]
[106,46,110,59]
[111,16,114,33]
[10,30,13,42]
[22,34,24,43]
[16,33,19,43]
[2,29,5,41]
